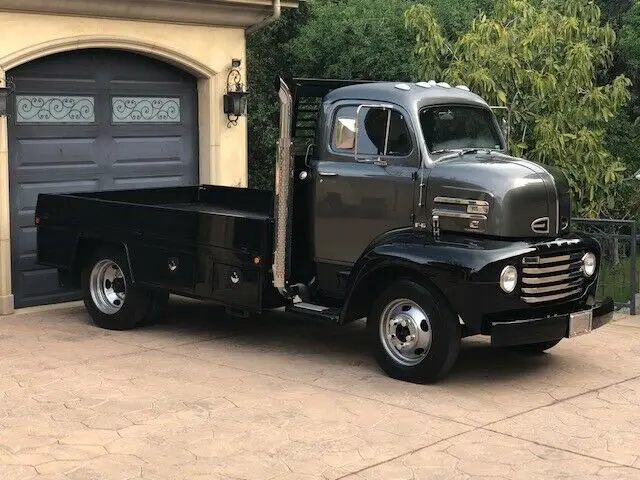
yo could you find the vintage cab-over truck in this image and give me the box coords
[36,77,614,383]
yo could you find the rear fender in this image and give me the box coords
[68,237,135,287]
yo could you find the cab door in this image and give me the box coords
[312,102,419,299]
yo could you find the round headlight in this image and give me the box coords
[582,252,596,277]
[500,265,518,293]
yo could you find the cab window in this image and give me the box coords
[331,105,412,157]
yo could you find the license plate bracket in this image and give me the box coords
[568,309,593,337]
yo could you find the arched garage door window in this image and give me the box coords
[8,48,199,308]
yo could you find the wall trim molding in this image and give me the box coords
[0,0,299,28]
[0,35,217,77]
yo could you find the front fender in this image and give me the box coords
[341,228,602,334]
[341,228,501,326]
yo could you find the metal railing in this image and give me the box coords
[571,218,637,315]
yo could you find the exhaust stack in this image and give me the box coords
[272,78,293,295]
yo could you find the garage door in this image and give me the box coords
[8,49,199,308]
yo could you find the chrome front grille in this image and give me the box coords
[520,253,586,304]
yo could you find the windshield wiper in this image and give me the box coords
[431,148,463,155]
[432,148,495,157]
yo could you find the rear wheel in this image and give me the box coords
[81,247,148,330]
[508,339,562,354]
[368,279,460,383]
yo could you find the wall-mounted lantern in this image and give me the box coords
[0,78,15,117]
[224,58,249,127]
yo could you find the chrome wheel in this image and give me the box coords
[379,298,432,367]
[89,259,126,314]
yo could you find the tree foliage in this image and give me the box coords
[288,0,417,81]
[422,0,493,40]
[618,2,640,92]
[246,4,312,190]
[247,0,418,189]
[406,0,632,217]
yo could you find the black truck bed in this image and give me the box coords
[73,184,274,218]
[36,185,278,310]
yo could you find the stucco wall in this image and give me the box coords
[0,11,251,314]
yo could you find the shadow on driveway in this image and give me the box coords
[132,296,557,385]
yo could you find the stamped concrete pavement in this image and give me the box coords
[1,297,639,480]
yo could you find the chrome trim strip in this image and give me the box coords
[521,279,583,294]
[516,158,560,235]
[550,169,560,235]
[431,209,487,220]
[522,271,582,285]
[523,261,582,274]
[521,288,582,303]
[434,197,489,206]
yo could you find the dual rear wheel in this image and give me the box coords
[81,247,168,330]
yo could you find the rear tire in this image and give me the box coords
[508,339,562,354]
[81,246,149,331]
[368,279,460,383]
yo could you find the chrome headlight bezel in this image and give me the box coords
[500,265,518,293]
[582,252,596,277]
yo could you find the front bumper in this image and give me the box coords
[490,297,615,347]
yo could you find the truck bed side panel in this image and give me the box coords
[36,186,274,310]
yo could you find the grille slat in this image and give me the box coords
[521,288,583,304]
[522,253,582,265]
[522,270,582,285]
[522,261,582,275]
[520,253,586,304]
[521,279,583,295]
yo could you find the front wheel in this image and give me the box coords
[81,247,149,330]
[368,279,460,383]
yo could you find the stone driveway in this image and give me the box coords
[1,297,640,480]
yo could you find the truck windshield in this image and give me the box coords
[420,105,503,155]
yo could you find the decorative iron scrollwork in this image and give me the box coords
[16,95,95,123]
[112,97,181,123]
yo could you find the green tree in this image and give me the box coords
[288,0,417,82]
[247,0,421,189]
[406,0,632,217]
[605,2,640,218]
[618,2,640,102]
[422,0,493,40]
[246,4,312,190]
[597,0,635,28]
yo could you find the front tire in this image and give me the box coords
[81,246,148,330]
[368,279,460,383]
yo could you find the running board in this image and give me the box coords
[286,302,341,323]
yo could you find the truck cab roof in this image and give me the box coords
[323,81,490,110]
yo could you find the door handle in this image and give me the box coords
[318,171,338,177]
